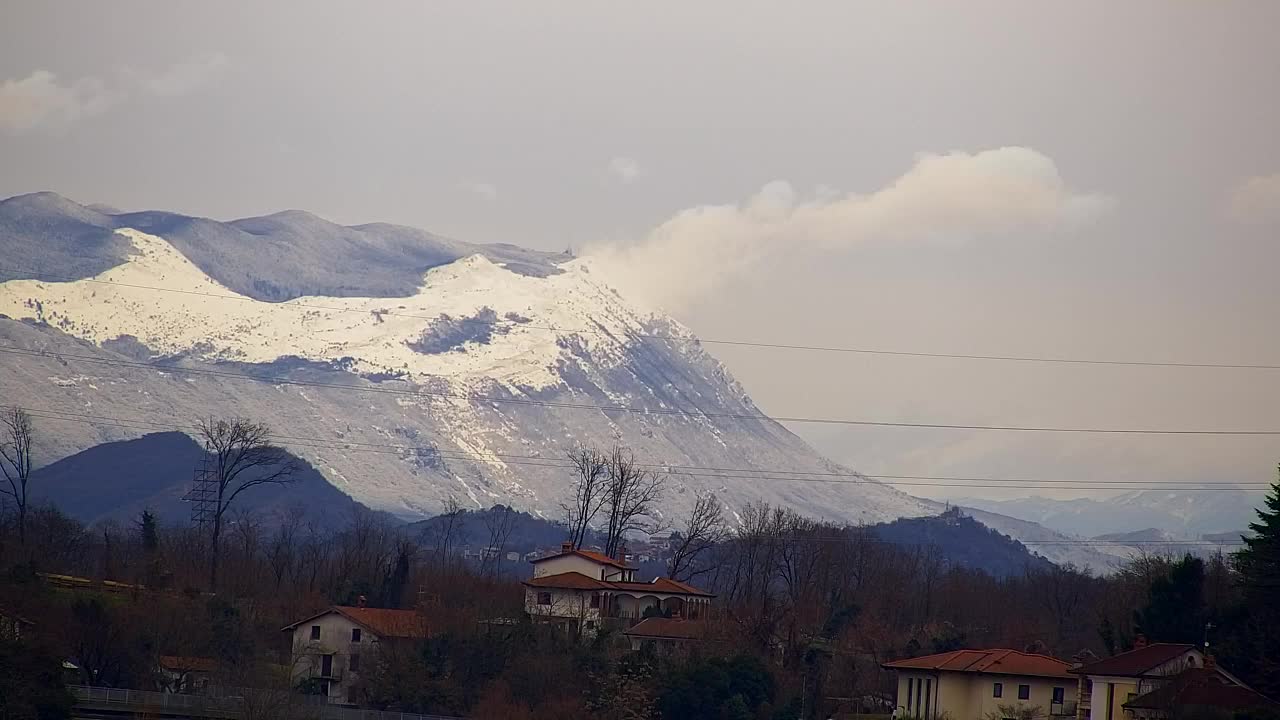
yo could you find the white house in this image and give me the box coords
[281,600,428,706]
[523,543,714,638]
[1071,640,1248,720]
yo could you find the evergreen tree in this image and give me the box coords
[1230,468,1280,696]
[136,509,164,587]
[1236,467,1280,608]
[1134,554,1207,644]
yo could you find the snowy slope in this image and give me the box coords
[0,193,1115,570]
[960,490,1264,538]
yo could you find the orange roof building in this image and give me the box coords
[882,649,1077,719]
[282,600,428,707]
[523,545,713,639]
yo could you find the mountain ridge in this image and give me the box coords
[0,192,1116,571]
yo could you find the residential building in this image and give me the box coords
[623,616,706,654]
[1123,663,1276,719]
[157,655,217,694]
[1072,639,1247,720]
[523,543,714,637]
[882,649,1077,720]
[281,599,429,706]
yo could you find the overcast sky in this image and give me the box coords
[4,2,1279,500]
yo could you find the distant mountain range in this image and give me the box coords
[0,191,1131,572]
[958,490,1264,539]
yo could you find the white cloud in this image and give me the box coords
[1226,173,1280,225]
[609,156,641,183]
[0,71,116,132]
[458,180,498,201]
[0,54,228,133]
[587,147,1109,310]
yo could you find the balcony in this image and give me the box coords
[1050,700,1078,717]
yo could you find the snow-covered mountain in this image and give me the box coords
[0,192,1118,569]
[959,489,1264,539]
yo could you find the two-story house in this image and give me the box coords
[281,599,428,705]
[882,648,1078,720]
[523,542,714,638]
[1071,639,1248,720]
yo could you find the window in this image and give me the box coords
[347,685,357,704]
[915,677,923,714]
[349,653,360,672]
[351,628,361,643]
[907,678,915,713]
[1018,684,1030,700]
[1052,687,1065,704]
[924,678,932,718]
[993,682,1003,698]
[590,593,601,609]
[586,620,596,630]
[310,625,321,641]
[321,654,333,677]
[537,592,552,606]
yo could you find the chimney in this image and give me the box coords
[561,541,573,553]
[1204,653,1216,671]
[357,595,367,608]
[1134,634,1148,649]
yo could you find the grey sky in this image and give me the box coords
[4,1,1279,500]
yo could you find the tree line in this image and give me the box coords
[2,409,1280,719]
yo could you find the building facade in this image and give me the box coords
[281,602,428,705]
[1072,641,1247,720]
[883,649,1077,720]
[522,544,713,638]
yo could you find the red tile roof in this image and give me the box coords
[610,577,715,597]
[883,649,1074,679]
[1125,668,1276,711]
[523,571,713,596]
[159,656,219,673]
[530,549,634,570]
[523,572,615,590]
[624,617,705,641]
[281,606,429,639]
[1072,643,1195,677]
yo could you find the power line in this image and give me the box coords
[3,264,1277,370]
[6,344,1280,436]
[17,404,1269,486]
[15,405,1275,492]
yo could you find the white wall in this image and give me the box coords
[290,612,378,704]
[532,554,609,579]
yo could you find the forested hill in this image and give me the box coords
[411,505,1055,577]
[870,509,1056,576]
[28,431,367,528]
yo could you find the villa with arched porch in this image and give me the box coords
[522,544,714,639]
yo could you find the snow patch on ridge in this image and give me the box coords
[0,228,672,392]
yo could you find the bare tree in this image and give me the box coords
[425,495,467,570]
[265,506,306,591]
[198,417,298,592]
[0,407,34,545]
[561,447,609,550]
[601,445,664,558]
[668,494,725,582]
[481,503,517,578]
